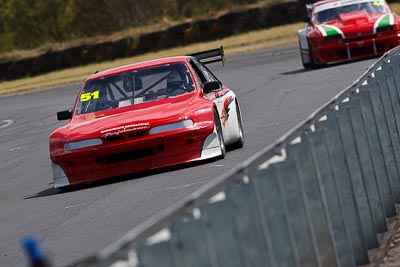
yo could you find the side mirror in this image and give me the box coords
[57,110,72,121]
[303,17,311,23]
[203,81,221,94]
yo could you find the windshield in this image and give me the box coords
[314,0,389,24]
[75,62,195,115]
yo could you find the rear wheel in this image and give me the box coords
[214,109,226,159]
[231,101,244,149]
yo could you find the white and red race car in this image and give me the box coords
[298,0,400,67]
[49,46,244,189]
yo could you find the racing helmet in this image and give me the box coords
[166,70,184,90]
[123,75,143,92]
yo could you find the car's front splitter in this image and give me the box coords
[52,163,70,188]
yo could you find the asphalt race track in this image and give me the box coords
[0,44,376,267]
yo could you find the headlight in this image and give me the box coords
[64,138,102,150]
[149,120,193,135]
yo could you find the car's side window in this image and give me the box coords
[189,59,207,85]
[200,64,220,83]
[190,59,222,90]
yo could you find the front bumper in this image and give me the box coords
[51,123,215,187]
[312,33,400,64]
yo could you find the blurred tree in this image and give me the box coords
[0,0,261,53]
[68,0,118,37]
[68,0,162,37]
[0,0,75,49]
[5,0,74,48]
[163,0,180,20]
[108,0,162,28]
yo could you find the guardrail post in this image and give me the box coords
[387,55,400,97]
[286,139,337,267]
[373,70,400,180]
[364,80,400,202]
[340,101,387,233]
[169,219,214,267]
[350,90,396,217]
[250,164,299,267]
[331,106,378,249]
[307,129,356,267]
[273,158,321,266]
[257,158,321,266]
[380,62,400,141]
[224,177,274,266]
[316,118,369,265]
[198,177,276,267]
[200,200,245,267]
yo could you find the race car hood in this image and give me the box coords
[316,11,395,39]
[65,93,198,141]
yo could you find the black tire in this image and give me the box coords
[302,60,315,69]
[214,109,226,159]
[57,183,85,192]
[302,51,316,69]
[300,40,317,69]
[231,101,244,149]
[57,185,72,193]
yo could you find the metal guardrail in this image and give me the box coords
[61,45,400,267]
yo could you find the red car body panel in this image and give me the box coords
[300,0,400,65]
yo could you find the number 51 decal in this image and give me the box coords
[80,91,100,102]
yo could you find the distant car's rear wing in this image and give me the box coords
[303,4,313,22]
[189,45,225,66]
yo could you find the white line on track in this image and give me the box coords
[9,145,29,151]
[0,119,14,129]
[260,118,303,128]
[149,181,207,193]
[64,202,91,209]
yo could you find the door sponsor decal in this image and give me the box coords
[221,96,234,127]
[100,122,150,138]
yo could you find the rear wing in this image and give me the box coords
[303,4,313,22]
[189,45,225,66]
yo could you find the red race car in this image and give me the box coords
[298,0,400,68]
[49,46,244,189]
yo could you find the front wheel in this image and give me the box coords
[301,48,317,69]
[299,39,317,69]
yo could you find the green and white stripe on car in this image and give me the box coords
[374,13,394,34]
[316,25,345,38]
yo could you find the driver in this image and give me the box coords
[166,70,186,96]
